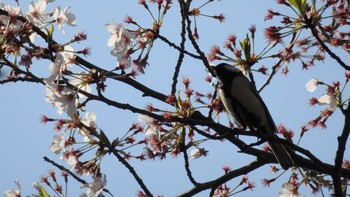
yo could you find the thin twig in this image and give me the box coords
[171,1,187,96]
[156,33,200,59]
[181,139,199,186]
[258,32,297,92]
[308,21,350,71]
[180,0,214,76]
[111,150,153,196]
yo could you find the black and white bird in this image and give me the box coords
[212,63,294,170]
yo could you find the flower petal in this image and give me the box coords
[305,78,318,92]
[189,149,200,159]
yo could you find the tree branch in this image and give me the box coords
[306,18,350,71]
[179,0,214,77]
[258,32,297,92]
[171,1,187,96]
[177,160,265,197]
[111,150,153,196]
[156,33,200,59]
[332,105,350,196]
[181,140,199,186]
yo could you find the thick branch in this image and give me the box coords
[0,76,43,84]
[332,105,350,196]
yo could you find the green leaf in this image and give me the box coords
[45,24,54,47]
[239,34,251,61]
[40,186,50,197]
[287,0,307,13]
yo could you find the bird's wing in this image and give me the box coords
[219,89,247,128]
[228,75,276,133]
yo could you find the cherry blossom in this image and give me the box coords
[45,86,77,116]
[53,6,76,34]
[105,23,134,68]
[305,78,319,92]
[26,0,48,27]
[138,114,160,138]
[78,112,97,142]
[2,4,21,17]
[82,174,107,197]
[61,149,79,168]
[43,45,75,86]
[57,45,76,68]
[69,72,92,99]
[43,45,78,117]
[279,183,304,197]
[318,93,337,111]
[50,134,66,154]
[0,4,23,33]
[189,148,200,159]
[3,180,21,197]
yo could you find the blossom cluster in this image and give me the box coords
[304,75,349,129]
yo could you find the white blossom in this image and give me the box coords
[43,45,78,117]
[82,174,107,197]
[60,149,79,168]
[69,72,92,99]
[58,45,75,67]
[279,183,304,197]
[318,93,337,110]
[189,148,201,159]
[78,112,97,142]
[0,4,23,32]
[26,0,48,27]
[305,78,319,92]
[53,6,76,34]
[3,4,21,16]
[66,153,78,167]
[138,114,160,138]
[3,180,21,197]
[45,87,77,116]
[105,23,134,68]
[50,134,66,154]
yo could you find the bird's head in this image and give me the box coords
[211,63,242,81]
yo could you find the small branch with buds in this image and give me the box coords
[43,156,114,197]
[177,160,265,197]
[305,18,350,71]
[258,32,297,92]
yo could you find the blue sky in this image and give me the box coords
[0,0,347,196]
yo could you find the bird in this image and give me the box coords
[211,63,294,170]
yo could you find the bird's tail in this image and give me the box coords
[268,141,294,170]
